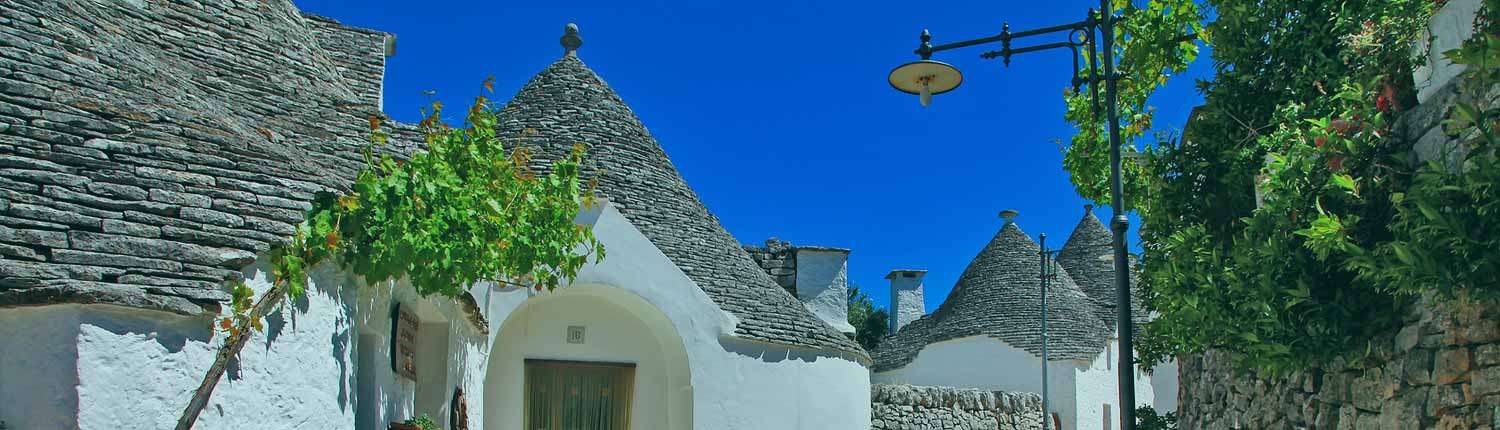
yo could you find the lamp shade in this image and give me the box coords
[888,60,962,98]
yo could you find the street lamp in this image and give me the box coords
[889,2,1165,429]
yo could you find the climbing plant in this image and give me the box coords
[178,80,604,429]
[1056,0,1493,373]
[1061,0,1205,212]
[1356,1,1500,301]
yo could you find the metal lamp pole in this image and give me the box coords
[885,1,1189,428]
[1038,233,1050,428]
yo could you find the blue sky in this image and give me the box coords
[296,0,1213,313]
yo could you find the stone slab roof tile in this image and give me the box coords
[1055,210,1149,329]
[871,221,1110,372]
[0,0,415,314]
[494,53,867,360]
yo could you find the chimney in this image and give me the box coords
[886,269,928,333]
[793,246,856,334]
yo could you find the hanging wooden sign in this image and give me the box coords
[392,303,419,380]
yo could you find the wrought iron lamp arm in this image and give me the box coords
[914,11,1100,94]
[916,18,1094,58]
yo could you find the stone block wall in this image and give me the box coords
[870,384,1045,430]
[744,237,797,297]
[1178,296,1500,429]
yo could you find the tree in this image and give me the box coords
[1057,0,1488,373]
[1135,405,1177,430]
[177,82,604,429]
[848,284,890,351]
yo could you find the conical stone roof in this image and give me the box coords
[871,220,1110,372]
[496,46,865,359]
[1055,209,1148,328]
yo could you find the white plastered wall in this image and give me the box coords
[872,335,1083,429]
[889,275,926,333]
[483,201,871,430]
[1069,336,1158,430]
[1413,0,1481,103]
[0,262,356,430]
[871,334,1157,430]
[0,305,83,429]
[1150,359,1180,414]
[794,248,855,334]
[348,273,491,430]
[0,258,488,430]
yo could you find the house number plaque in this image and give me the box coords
[567,325,585,344]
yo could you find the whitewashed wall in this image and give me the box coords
[1414,0,1482,103]
[0,262,355,430]
[794,248,855,334]
[1066,337,1158,430]
[0,259,488,430]
[1150,360,1179,414]
[0,306,83,430]
[349,274,491,430]
[871,335,1156,430]
[888,272,926,333]
[872,336,1081,429]
[482,201,871,430]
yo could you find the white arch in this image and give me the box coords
[482,283,693,430]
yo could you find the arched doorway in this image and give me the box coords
[483,283,692,430]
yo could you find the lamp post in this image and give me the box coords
[1038,233,1051,429]
[888,2,1170,429]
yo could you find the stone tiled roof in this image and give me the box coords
[1055,209,1148,329]
[495,51,867,360]
[871,221,1110,372]
[0,0,420,315]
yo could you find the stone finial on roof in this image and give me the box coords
[561,23,582,55]
[1084,203,1094,213]
[999,209,1019,224]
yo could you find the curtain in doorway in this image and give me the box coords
[525,360,635,430]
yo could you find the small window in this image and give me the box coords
[1103,403,1112,430]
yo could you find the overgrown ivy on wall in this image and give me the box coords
[1062,0,1500,374]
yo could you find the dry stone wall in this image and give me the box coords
[744,237,798,297]
[1178,295,1500,429]
[871,384,1045,430]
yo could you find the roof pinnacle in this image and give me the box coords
[561,23,582,56]
[999,209,1019,224]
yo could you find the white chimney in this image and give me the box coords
[887,269,928,333]
[793,247,856,334]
